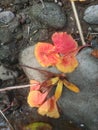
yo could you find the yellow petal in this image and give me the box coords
[54,80,63,101]
[63,79,80,93]
[56,55,78,73]
[51,77,59,85]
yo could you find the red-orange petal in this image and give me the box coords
[27,91,48,108]
[38,96,60,118]
[52,32,78,55]
[56,55,78,73]
[34,42,59,67]
[30,80,41,91]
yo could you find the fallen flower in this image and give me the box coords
[27,74,80,118]
[27,31,80,118]
[35,32,79,73]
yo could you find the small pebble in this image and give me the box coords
[0,11,15,24]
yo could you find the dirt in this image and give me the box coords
[0,0,98,130]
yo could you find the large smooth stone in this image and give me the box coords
[19,46,98,130]
[28,2,66,29]
[83,5,98,24]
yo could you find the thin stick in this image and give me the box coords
[70,0,86,45]
[0,110,14,130]
[0,84,36,92]
[40,0,45,8]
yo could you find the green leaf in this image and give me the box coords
[24,122,52,130]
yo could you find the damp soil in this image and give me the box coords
[0,0,98,130]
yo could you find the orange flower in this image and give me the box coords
[38,96,60,118]
[35,32,79,73]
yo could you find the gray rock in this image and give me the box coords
[29,2,66,29]
[8,17,20,33]
[0,44,18,65]
[0,64,18,80]
[19,45,98,130]
[0,11,14,24]
[0,27,13,43]
[83,5,98,24]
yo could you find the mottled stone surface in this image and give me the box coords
[19,46,98,130]
[28,2,66,29]
[0,11,14,24]
[83,5,98,24]
[0,64,18,80]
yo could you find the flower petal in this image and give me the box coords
[34,42,59,67]
[30,80,41,91]
[63,79,80,93]
[27,91,48,107]
[54,80,63,101]
[38,96,60,118]
[56,55,78,73]
[52,32,78,55]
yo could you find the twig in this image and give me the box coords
[0,110,14,130]
[0,84,36,92]
[70,0,86,45]
[40,0,45,8]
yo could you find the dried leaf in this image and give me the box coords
[34,42,59,67]
[63,79,80,93]
[54,80,63,101]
